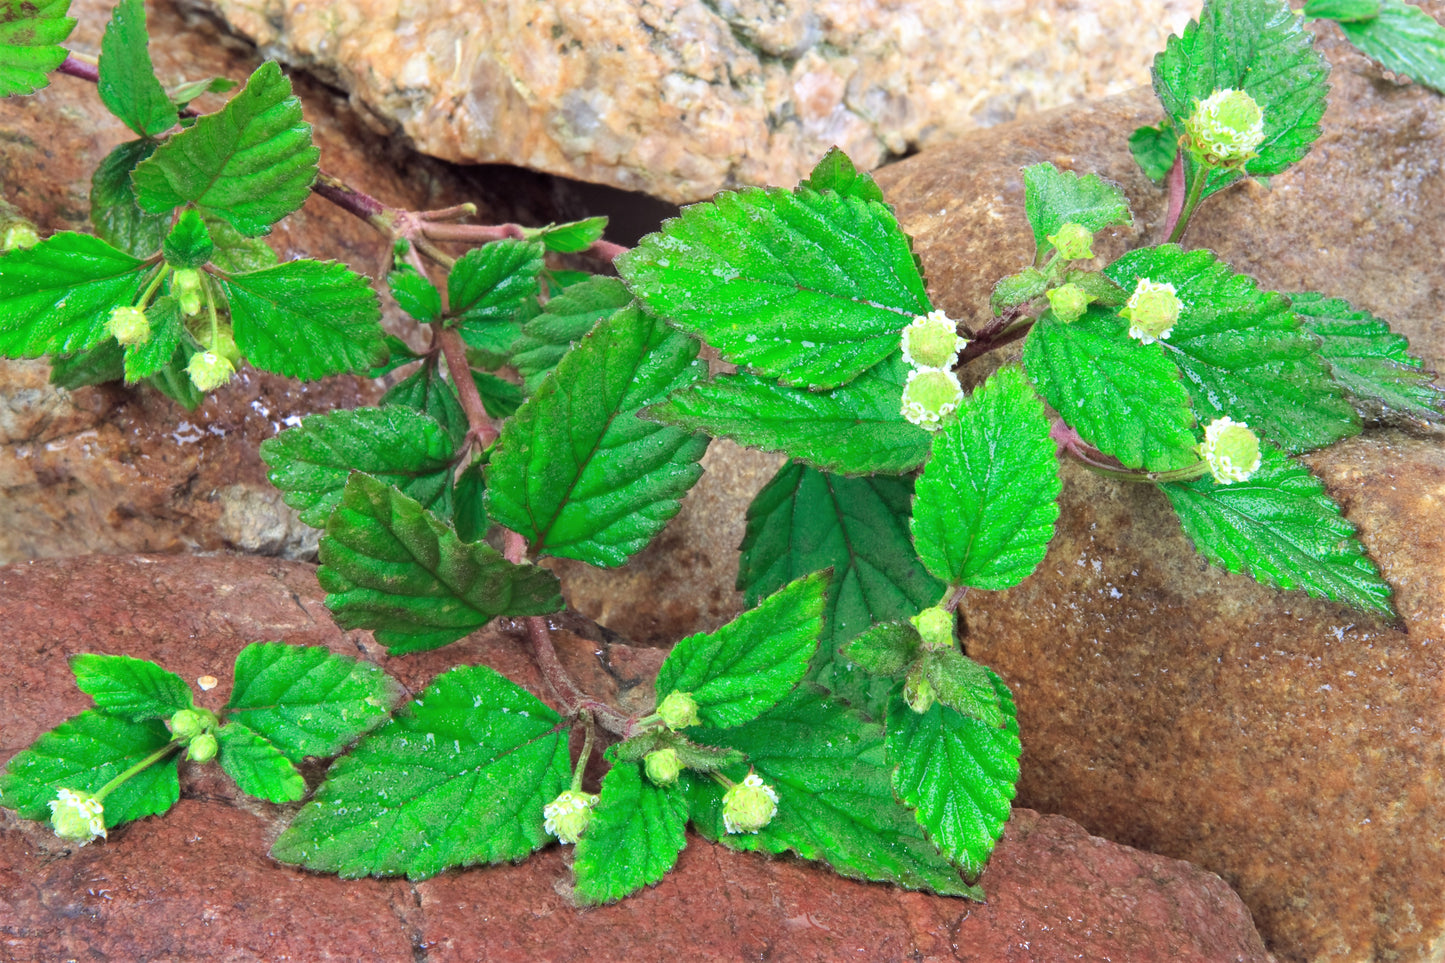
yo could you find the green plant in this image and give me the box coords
[1,0,1443,904]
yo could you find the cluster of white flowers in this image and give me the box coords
[722,772,779,834]
[1121,278,1182,345]
[49,788,106,845]
[543,789,598,845]
[899,310,966,430]
[1185,88,1266,168]
[1199,416,1262,484]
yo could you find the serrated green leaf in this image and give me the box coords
[50,338,125,389]
[887,671,1019,876]
[1129,120,1178,182]
[1062,269,1129,307]
[1021,163,1132,258]
[1106,246,1358,453]
[203,214,276,273]
[650,352,932,477]
[486,303,708,567]
[796,146,887,204]
[221,258,385,379]
[682,686,980,897]
[123,295,184,382]
[224,642,402,762]
[1024,307,1200,471]
[654,571,828,729]
[842,621,921,678]
[216,723,305,803]
[512,275,633,394]
[922,650,1005,728]
[144,341,204,410]
[0,0,74,98]
[1336,0,1445,94]
[618,186,929,390]
[0,710,178,828]
[573,761,688,904]
[0,232,147,357]
[168,74,238,108]
[527,216,608,254]
[97,0,178,137]
[132,61,318,236]
[1152,0,1330,197]
[471,370,522,419]
[270,665,569,880]
[737,461,943,717]
[446,239,544,354]
[90,139,169,257]
[1304,0,1381,21]
[260,406,456,528]
[383,359,468,449]
[1290,291,1444,423]
[368,335,418,379]
[319,473,563,654]
[989,267,1049,316]
[388,265,441,323]
[69,653,193,721]
[1160,444,1395,616]
[452,461,488,543]
[162,210,213,268]
[911,367,1062,590]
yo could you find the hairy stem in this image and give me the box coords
[1051,418,1208,483]
[1165,158,1206,246]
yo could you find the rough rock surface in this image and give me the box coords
[0,553,1273,963]
[182,0,1199,203]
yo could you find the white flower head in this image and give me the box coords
[107,305,151,346]
[900,310,966,370]
[1120,278,1181,345]
[722,772,779,834]
[49,788,106,844]
[900,368,964,430]
[1185,89,1265,168]
[543,789,598,845]
[1199,416,1262,484]
[186,350,235,392]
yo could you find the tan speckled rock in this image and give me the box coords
[182,0,1199,202]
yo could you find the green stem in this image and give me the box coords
[136,265,171,311]
[93,743,180,803]
[203,280,221,349]
[1167,163,1207,245]
[571,711,596,792]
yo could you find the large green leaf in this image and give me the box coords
[318,473,563,654]
[132,61,318,236]
[618,186,929,390]
[572,761,689,905]
[1159,444,1395,616]
[97,0,178,137]
[1021,162,1132,258]
[1334,0,1445,94]
[911,366,1061,590]
[0,0,74,98]
[90,139,169,257]
[511,275,633,394]
[446,240,544,355]
[485,303,708,567]
[69,653,192,722]
[0,232,146,357]
[270,665,570,880]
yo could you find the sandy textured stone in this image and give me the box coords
[0,555,1269,963]
[182,0,1199,202]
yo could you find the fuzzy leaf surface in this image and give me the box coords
[319,474,562,654]
[511,275,633,394]
[1304,0,1381,19]
[618,187,929,390]
[486,304,708,567]
[796,146,887,203]
[1336,0,1445,93]
[97,0,177,136]
[50,339,124,389]
[204,214,276,273]
[383,361,468,449]
[69,653,193,721]
[1021,163,1132,257]
[0,232,145,357]
[270,665,569,880]
[162,210,214,268]
[90,140,169,257]
[923,650,1006,728]
[387,265,441,323]
[123,295,183,382]
[1129,120,1178,182]
[528,216,608,253]
[446,240,544,354]
[843,621,921,678]
[0,0,73,98]
[216,724,305,803]
[573,761,689,904]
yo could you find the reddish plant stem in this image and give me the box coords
[959,308,1032,365]
[57,54,99,84]
[1160,152,1188,244]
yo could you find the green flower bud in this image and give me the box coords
[186,732,219,763]
[1184,88,1265,170]
[212,325,242,366]
[1119,278,1181,344]
[48,788,106,844]
[542,789,598,844]
[172,268,204,317]
[169,707,217,740]
[186,350,235,392]
[1198,417,1262,484]
[721,772,778,834]
[900,368,963,431]
[1046,222,1095,261]
[1045,282,1090,324]
[2,221,39,250]
[657,691,700,730]
[900,309,966,370]
[904,666,936,714]
[644,747,683,787]
[107,305,151,346]
[911,606,954,652]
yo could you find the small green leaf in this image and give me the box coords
[388,265,441,323]
[167,75,238,108]
[471,370,523,419]
[452,461,488,543]
[132,61,319,236]
[1106,246,1359,453]
[224,642,402,763]
[69,653,193,721]
[922,650,1005,728]
[446,240,544,354]
[842,621,922,678]
[573,761,688,904]
[618,186,929,390]
[989,268,1049,316]
[270,665,569,880]
[203,214,276,273]
[221,259,386,379]
[123,296,184,382]
[650,352,932,477]
[91,139,169,257]
[654,571,829,729]
[1290,291,1444,423]
[1160,444,1395,616]
[0,710,178,828]
[383,359,468,449]
[216,724,305,803]
[683,687,981,897]
[486,303,708,567]
[1021,163,1132,259]
[97,0,178,137]
[526,216,608,254]
[319,473,563,654]
[50,339,125,389]
[0,232,146,357]
[911,367,1061,590]
[1335,0,1445,94]
[260,406,456,528]
[796,146,887,204]
[512,275,633,394]
[144,342,204,410]
[0,0,74,98]
[887,671,1020,876]
[1304,0,1381,21]
[162,210,214,268]
[1129,120,1179,182]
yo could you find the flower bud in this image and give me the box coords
[911,606,954,652]
[212,325,242,366]
[657,691,700,730]
[1046,222,1095,261]
[1184,88,1265,169]
[2,221,39,250]
[722,772,778,834]
[169,708,216,740]
[1199,417,1262,484]
[186,732,219,763]
[900,368,963,431]
[1046,283,1090,324]
[107,306,151,346]
[904,666,936,714]
[644,747,683,787]
[186,350,235,392]
[900,309,966,370]
[48,788,106,844]
[1120,278,1181,345]
[171,268,204,317]
[542,789,598,844]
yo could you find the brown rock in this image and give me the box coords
[182,0,1201,203]
[0,554,1270,963]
